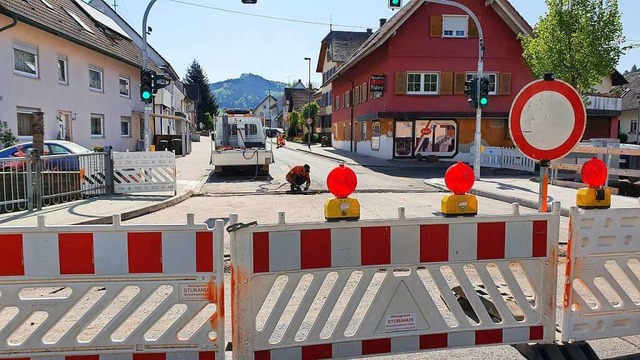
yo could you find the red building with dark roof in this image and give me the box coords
[325,0,534,160]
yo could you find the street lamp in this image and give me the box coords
[304,57,312,150]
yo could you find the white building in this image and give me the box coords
[253,94,278,127]
[620,72,639,144]
[0,0,188,152]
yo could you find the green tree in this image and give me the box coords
[184,59,219,129]
[632,64,639,73]
[520,0,628,93]
[0,121,17,149]
[287,111,301,138]
[203,113,214,131]
[301,102,320,137]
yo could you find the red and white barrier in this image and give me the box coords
[0,214,224,359]
[562,206,640,342]
[231,209,560,359]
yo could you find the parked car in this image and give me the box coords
[264,127,284,138]
[0,140,92,171]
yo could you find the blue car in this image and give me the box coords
[0,140,92,171]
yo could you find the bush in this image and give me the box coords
[619,132,629,143]
[0,121,17,149]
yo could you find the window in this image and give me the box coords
[360,83,368,103]
[407,73,439,94]
[91,114,104,137]
[360,121,366,141]
[119,77,130,97]
[466,73,498,95]
[631,120,638,133]
[89,66,103,91]
[443,15,468,38]
[247,124,258,135]
[344,91,351,108]
[58,56,68,84]
[334,95,340,110]
[17,107,39,136]
[121,116,131,137]
[13,41,38,77]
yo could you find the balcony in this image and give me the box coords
[586,94,622,114]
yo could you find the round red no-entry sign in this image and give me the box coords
[509,79,586,162]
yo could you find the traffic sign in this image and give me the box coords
[306,118,312,125]
[509,78,586,162]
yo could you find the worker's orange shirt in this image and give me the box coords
[286,165,310,183]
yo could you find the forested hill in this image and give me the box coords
[209,73,285,110]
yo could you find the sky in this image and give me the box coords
[113,0,640,84]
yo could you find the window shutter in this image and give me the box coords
[498,73,512,95]
[361,83,368,103]
[430,16,443,37]
[441,72,453,95]
[395,72,407,94]
[468,17,480,38]
[453,72,466,95]
[355,86,360,104]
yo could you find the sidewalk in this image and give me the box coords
[0,137,213,227]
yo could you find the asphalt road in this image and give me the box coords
[201,144,444,195]
[125,148,640,360]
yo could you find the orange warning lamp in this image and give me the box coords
[324,164,360,221]
[441,162,478,216]
[576,157,611,209]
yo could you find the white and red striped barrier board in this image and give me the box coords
[0,231,214,277]
[254,327,544,360]
[252,221,549,273]
[0,215,225,360]
[562,207,640,342]
[2,352,216,360]
[231,211,560,360]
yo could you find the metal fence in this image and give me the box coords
[0,151,110,213]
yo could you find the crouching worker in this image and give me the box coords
[286,164,310,192]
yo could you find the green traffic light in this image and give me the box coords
[480,97,488,106]
[392,0,399,3]
[142,91,151,100]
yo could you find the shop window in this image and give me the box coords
[414,120,458,158]
[360,122,367,141]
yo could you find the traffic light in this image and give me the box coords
[479,77,490,108]
[388,0,402,10]
[241,0,257,3]
[464,77,478,109]
[140,69,155,103]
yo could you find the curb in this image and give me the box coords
[75,190,194,225]
[291,147,451,170]
[426,181,571,217]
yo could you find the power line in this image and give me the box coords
[168,0,372,29]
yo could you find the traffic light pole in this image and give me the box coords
[428,0,484,179]
[142,0,157,151]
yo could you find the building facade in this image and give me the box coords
[619,72,639,144]
[0,0,181,152]
[326,0,534,161]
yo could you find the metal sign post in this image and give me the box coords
[427,0,484,179]
[142,0,157,151]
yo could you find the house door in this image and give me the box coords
[394,120,413,158]
[58,111,72,141]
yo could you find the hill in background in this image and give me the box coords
[209,73,286,111]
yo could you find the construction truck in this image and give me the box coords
[211,109,273,175]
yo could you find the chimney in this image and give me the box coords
[380,18,387,27]
[366,28,373,34]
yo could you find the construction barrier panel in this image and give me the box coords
[231,208,560,359]
[0,214,225,359]
[112,151,177,195]
[562,206,640,342]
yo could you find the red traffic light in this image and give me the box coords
[327,164,357,198]
[581,157,607,188]
[444,162,475,195]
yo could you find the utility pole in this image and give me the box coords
[428,0,484,179]
[304,57,312,150]
[142,0,157,151]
